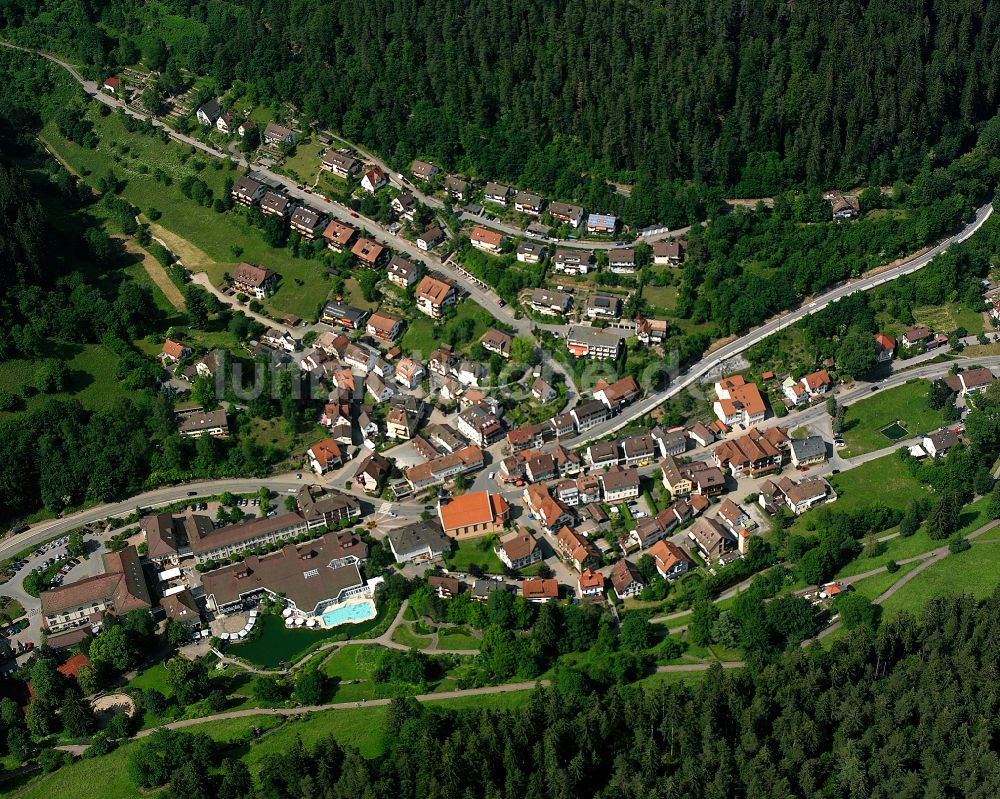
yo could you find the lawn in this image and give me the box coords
[880,540,1000,617]
[390,624,433,649]
[848,561,921,600]
[911,301,984,337]
[320,645,380,681]
[128,662,174,697]
[400,316,438,357]
[0,342,133,417]
[840,380,951,456]
[437,630,481,650]
[631,669,711,690]
[443,537,505,574]
[642,283,678,311]
[792,454,932,537]
[40,111,334,320]
[834,496,992,579]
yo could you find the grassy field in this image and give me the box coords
[437,630,481,650]
[880,541,1000,617]
[320,645,381,681]
[40,111,335,320]
[443,537,505,574]
[848,561,921,600]
[390,624,433,649]
[0,342,133,417]
[833,496,992,579]
[840,380,951,456]
[400,316,437,357]
[912,301,984,336]
[642,283,678,311]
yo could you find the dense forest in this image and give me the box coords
[7,0,1000,224]
[130,591,1000,799]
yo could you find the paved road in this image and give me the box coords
[566,201,994,446]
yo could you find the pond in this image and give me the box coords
[880,421,910,440]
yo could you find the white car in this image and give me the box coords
[488,472,495,479]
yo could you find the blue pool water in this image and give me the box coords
[320,600,377,627]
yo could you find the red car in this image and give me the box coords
[350,211,359,218]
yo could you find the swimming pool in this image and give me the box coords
[320,599,377,628]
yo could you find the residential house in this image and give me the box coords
[361,168,387,195]
[391,192,416,221]
[943,367,995,396]
[714,427,788,477]
[636,317,669,345]
[654,428,688,458]
[353,453,391,494]
[549,202,584,229]
[790,436,827,467]
[902,327,931,348]
[649,539,693,580]
[572,399,611,432]
[495,529,542,571]
[687,422,716,448]
[523,485,574,533]
[553,248,595,275]
[653,239,685,266]
[599,465,640,502]
[261,328,297,352]
[321,150,360,179]
[586,440,620,470]
[585,293,622,320]
[483,182,513,206]
[875,333,896,363]
[586,213,616,235]
[216,111,235,134]
[686,462,727,496]
[177,409,229,438]
[262,122,295,145]
[237,119,256,138]
[785,369,831,405]
[438,491,510,540]
[290,206,325,239]
[140,513,180,565]
[295,485,362,526]
[366,373,396,403]
[322,301,368,330]
[395,357,425,390]
[230,175,266,206]
[507,423,547,453]
[522,579,559,603]
[713,375,767,427]
[772,475,835,515]
[415,276,457,318]
[346,237,383,270]
[611,558,645,598]
[387,255,422,288]
[566,327,624,360]
[530,288,572,316]
[232,262,276,299]
[344,342,379,372]
[386,520,451,563]
[161,339,191,363]
[260,191,294,218]
[181,350,221,382]
[831,195,860,220]
[102,76,120,94]
[531,377,556,403]
[322,219,357,252]
[607,247,636,273]
[516,240,547,264]
[578,568,605,598]
[444,176,470,200]
[687,517,736,564]
[716,498,751,532]
[366,312,403,342]
[428,575,463,599]
[661,456,694,498]
[404,446,484,490]
[555,526,601,572]
[550,412,576,438]
[308,439,345,475]
[417,225,445,251]
[470,225,505,253]
[480,328,512,359]
[620,434,658,466]
[411,160,438,181]
[924,428,961,458]
[513,191,544,216]
[456,402,504,447]
[593,375,640,411]
[524,452,557,484]
[196,99,221,127]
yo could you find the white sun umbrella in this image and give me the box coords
[305,618,317,628]
[281,608,293,618]
[294,617,305,626]
[284,617,295,626]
